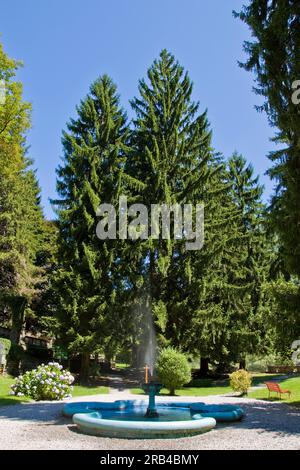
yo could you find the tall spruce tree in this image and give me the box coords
[54,75,129,382]
[169,160,245,374]
[128,50,233,368]
[224,153,270,367]
[170,153,270,373]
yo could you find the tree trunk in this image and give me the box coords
[80,352,90,385]
[103,354,112,372]
[199,357,209,376]
[9,297,26,345]
[131,342,138,368]
[239,359,246,370]
[7,297,26,376]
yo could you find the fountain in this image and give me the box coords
[63,293,244,438]
[141,365,163,417]
[63,364,244,438]
[142,381,163,418]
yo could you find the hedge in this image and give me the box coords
[0,337,11,356]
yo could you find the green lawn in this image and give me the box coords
[130,386,232,396]
[130,374,281,397]
[249,376,300,407]
[115,363,130,370]
[72,384,109,397]
[0,375,109,406]
[0,375,31,406]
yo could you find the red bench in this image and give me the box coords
[264,382,291,399]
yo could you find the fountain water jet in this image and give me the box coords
[142,296,157,377]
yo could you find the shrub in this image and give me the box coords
[156,347,191,395]
[10,362,74,400]
[229,369,252,395]
[0,338,11,356]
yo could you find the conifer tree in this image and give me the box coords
[235,0,300,349]
[170,153,270,373]
[54,75,129,382]
[168,160,244,373]
[235,1,300,277]
[128,50,232,365]
[224,153,270,367]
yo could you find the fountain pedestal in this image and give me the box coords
[142,382,163,418]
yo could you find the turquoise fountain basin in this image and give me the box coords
[190,403,245,422]
[63,400,244,439]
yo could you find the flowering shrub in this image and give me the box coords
[10,362,74,400]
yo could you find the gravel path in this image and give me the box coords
[0,393,299,450]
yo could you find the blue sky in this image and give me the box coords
[1,0,276,219]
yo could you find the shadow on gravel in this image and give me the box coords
[226,400,300,437]
[0,402,66,425]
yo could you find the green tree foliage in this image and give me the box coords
[235,0,300,345]
[224,153,270,365]
[171,152,270,372]
[235,1,300,275]
[26,220,59,337]
[0,41,46,350]
[53,75,129,382]
[53,50,278,378]
[128,50,228,360]
[265,277,300,358]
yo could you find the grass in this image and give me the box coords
[248,376,300,407]
[130,386,232,396]
[130,374,281,397]
[0,375,31,406]
[0,375,109,407]
[115,363,130,370]
[72,384,109,397]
